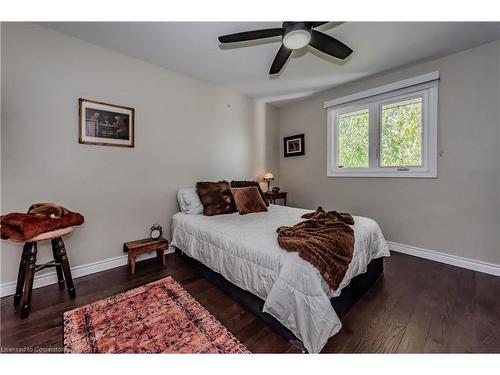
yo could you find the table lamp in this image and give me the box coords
[263,172,274,192]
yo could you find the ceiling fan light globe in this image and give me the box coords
[283,29,311,50]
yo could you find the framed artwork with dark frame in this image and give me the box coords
[79,98,135,148]
[283,133,305,157]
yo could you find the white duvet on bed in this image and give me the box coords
[171,205,389,353]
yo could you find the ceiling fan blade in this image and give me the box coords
[309,29,353,59]
[218,28,283,43]
[310,22,329,28]
[269,45,292,74]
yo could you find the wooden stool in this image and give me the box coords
[123,237,169,275]
[13,227,76,318]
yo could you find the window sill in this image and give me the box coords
[327,170,437,178]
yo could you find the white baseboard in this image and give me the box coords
[388,241,500,277]
[0,247,175,298]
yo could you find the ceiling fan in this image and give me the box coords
[218,22,353,75]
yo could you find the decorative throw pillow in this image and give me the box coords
[230,180,269,206]
[177,187,203,215]
[196,181,236,216]
[230,186,268,215]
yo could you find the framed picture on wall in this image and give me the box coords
[79,98,135,148]
[283,133,305,157]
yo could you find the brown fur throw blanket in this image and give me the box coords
[28,202,70,218]
[1,204,84,242]
[277,207,355,290]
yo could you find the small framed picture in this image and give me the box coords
[283,133,305,157]
[79,98,135,148]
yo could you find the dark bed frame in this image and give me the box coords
[175,247,384,352]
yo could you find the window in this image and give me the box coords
[380,97,422,168]
[337,109,369,168]
[326,72,438,177]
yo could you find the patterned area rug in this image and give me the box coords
[63,276,250,353]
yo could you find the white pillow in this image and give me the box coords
[177,187,203,215]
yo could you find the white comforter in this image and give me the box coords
[171,205,389,353]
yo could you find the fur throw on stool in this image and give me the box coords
[1,203,84,242]
[28,202,69,219]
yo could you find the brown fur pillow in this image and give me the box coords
[230,180,269,206]
[230,187,268,215]
[196,181,236,216]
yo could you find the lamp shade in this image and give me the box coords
[263,173,274,181]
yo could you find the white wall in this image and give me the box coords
[279,40,500,266]
[0,23,278,285]
[252,100,280,190]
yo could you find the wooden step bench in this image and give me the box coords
[123,237,169,275]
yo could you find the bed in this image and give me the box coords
[171,204,390,353]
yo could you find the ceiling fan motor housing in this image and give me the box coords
[282,22,312,50]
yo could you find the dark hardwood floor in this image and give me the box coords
[1,252,499,353]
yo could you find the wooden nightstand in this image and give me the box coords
[123,237,169,275]
[263,191,287,206]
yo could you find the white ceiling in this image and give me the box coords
[41,22,500,105]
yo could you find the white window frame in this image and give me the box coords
[326,72,439,178]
